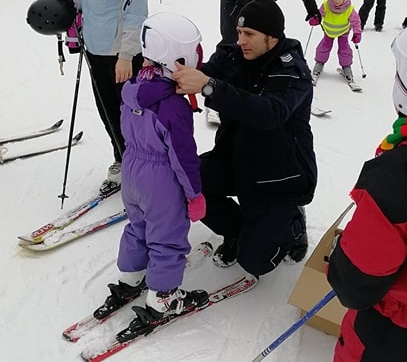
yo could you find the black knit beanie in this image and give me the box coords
[236,0,285,39]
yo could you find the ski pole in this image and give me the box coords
[355,44,367,78]
[304,26,314,56]
[58,26,84,209]
[250,290,336,362]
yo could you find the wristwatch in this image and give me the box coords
[201,78,216,98]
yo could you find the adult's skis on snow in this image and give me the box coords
[79,272,258,362]
[18,187,121,244]
[62,241,214,343]
[18,210,127,251]
[0,119,64,145]
[311,106,332,117]
[336,68,362,92]
[0,131,83,164]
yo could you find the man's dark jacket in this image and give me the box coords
[201,38,317,219]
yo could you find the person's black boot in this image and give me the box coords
[375,24,383,32]
[212,237,237,267]
[285,206,308,263]
[287,232,308,263]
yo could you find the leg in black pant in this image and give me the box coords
[238,203,304,276]
[359,0,375,29]
[200,150,241,240]
[86,52,143,162]
[373,0,386,28]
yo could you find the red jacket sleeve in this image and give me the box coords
[327,189,406,310]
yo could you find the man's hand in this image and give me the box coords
[115,58,132,83]
[171,61,209,94]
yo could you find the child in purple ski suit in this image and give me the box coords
[310,0,362,83]
[93,12,208,321]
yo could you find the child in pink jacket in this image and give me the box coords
[309,0,362,83]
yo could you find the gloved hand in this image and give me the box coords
[187,193,206,222]
[351,33,361,44]
[309,15,321,26]
[306,10,321,24]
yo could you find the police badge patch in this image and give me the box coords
[237,16,245,27]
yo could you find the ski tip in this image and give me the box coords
[311,111,332,117]
[52,119,64,129]
[74,131,84,142]
[0,146,8,162]
[62,330,78,343]
[17,235,43,244]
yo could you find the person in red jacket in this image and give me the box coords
[327,28,407,362]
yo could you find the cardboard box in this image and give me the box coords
[288,203,354,337]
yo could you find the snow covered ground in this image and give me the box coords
[1,0,405,361]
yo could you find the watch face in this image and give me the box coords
[202,78,215,97]
[202,84,214,97]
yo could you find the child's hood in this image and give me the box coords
[121,76,175,111]
[327,0,351,14]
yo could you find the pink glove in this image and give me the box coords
[309,16,320,26]
[352,33,361,44]
[187,193,206,222]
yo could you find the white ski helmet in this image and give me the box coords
[140,12,202,73]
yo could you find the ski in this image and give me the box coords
[18,186,120,243]
[336,68,362,92]
[0,131,83,164]
[80,272,257,362]
[311,106,332,117]
[0,119,64,145]
[18,210,127,251]
[62,241,214,343]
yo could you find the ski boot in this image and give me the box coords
[93,278,147,319]
[286,232,308,263]
[285,206,308,263]
[99,161,121,197]
[342,66,354,83]
[312,62,324,85]
[212,237,238,267]
[116,287,209,343]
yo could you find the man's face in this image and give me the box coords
[237,27,276,60]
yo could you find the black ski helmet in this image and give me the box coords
[26,0,76,36]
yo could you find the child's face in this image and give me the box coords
[333,0,345,5]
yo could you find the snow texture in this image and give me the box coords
[1,0,405,361]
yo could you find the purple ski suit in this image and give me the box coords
[314,0,362,67]
[117,74,201,292]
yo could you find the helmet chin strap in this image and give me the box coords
[187,94,202,113]
[161,67,201,113]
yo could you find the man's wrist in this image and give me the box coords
[201,77,216,98]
